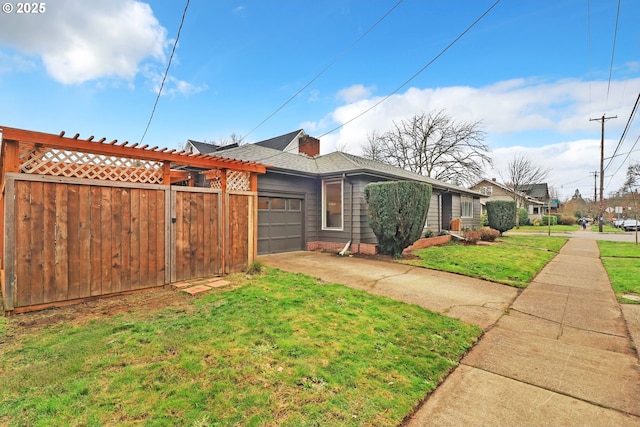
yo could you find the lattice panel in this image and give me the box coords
[208,170,250,191]
[19,147,164,184]
[227,170,250,191]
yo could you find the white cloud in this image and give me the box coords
[310,77,640,200]
[0,0,167,84]
[336,84,376,103]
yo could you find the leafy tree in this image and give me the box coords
[364,181,431,257]
[486,200,516,235]
[362,111,491,186]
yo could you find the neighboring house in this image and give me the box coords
[191,130,482,255]
[184,139,239,154]
[470,178,549,223]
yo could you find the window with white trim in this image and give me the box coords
[322,179,343,230]
[461,196,473,218]
[480,186,493,196]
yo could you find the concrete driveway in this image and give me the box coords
[259,251,518,330]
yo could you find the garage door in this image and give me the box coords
[258,196,304,254]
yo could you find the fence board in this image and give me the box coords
[15,181,32,306]
[54,184,69,302]
[110,187,123,294]
[147,189,158,287]
[139,190,150,285]
[100,186,112,294]
[120,188,131,290]
[29,181,45,304]
[67,185,81,300]
[43,183,57,302]
[77,185,91,298]
[156,190,166,286]
[130,189,140,288]
[90,186,102,295]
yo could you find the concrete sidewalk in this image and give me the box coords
[407,237,640,426]
[260,236,640,426]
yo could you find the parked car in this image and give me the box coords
[613,218,625,228]
[623,219,640,231]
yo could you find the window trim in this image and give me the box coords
[322,179,344,231]
[461,196,473,218]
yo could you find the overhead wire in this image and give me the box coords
[318,0,502,139]
[605,0,620,106]
[603,92,640,172]
[587,0,592,116]
[139,0,190,144]
[242,0,405,141]
[250,0,502,166]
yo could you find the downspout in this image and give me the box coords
[343,173,354,246]
[438,193,442,232]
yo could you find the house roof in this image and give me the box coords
[218,143,321,174]
[254,129,305,151]
[520,183,549,199]
[471,178,544,205]
[186,139,220,154]
[219,140,481,196]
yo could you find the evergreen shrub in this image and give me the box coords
[364,181,432,257]
[486,200,516,235]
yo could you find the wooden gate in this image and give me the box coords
[171,187,222,282]
[4,174,168,311]
[0,126,266,314]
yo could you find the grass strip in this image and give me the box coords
[598,240,640,304]
[0,268,481,427]
[402,235,567,288]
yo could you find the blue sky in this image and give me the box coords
[1,0,639,200]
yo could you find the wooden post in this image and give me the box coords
[4,139,20,174]
[162,161,171,186]
[249,173,258,264]
[220,170,227,275]
[3,176,15,311]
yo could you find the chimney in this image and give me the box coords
[298,135,320,157]
[492,178,497,182]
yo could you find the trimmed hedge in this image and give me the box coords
[364,181,432,257]
[486,200,516,235]
[542,215,558,226]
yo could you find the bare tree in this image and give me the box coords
[362,111,492,186]
[622,162,640,192]
[503,155,550,227]
[208,132,245,147]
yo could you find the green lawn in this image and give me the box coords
[0,268,481,427]
[598,240,640,304]
[402,235,568,288]
[508,224,579,233]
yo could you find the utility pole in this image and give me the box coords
[592,171,598,205]
[590,114,617,232]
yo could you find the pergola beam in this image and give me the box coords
[1,126,267,174]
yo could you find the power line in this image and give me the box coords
[604,91,640,172]
[318,0,502,139]
[139,0,190,144]
[605,0,621,106]
[587,0,592,116]
[605,133,640,191]
[249,0,502,166]
[242,0,405,141]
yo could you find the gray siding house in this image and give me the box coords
[190,130,482,254]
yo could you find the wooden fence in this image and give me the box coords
[1,126,265,314]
